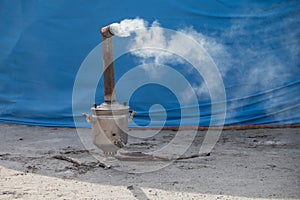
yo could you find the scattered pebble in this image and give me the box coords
[127,185,134,190]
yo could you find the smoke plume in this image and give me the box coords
[109,18,147,37]
[110,18,228,102]
[110,16,298,124]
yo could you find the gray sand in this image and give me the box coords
[0,123,299,199]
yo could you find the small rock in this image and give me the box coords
[127,185,134,190]
[172,181,179,185]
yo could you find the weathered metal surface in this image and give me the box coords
[90,102,129,155]
[84,102,129,155]
[100,26,114,38]
[101,26,115,103]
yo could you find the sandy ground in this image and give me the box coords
[0,123,299,200]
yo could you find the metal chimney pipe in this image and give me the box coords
[101,26,116,103]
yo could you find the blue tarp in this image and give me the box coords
[0,0,299,127]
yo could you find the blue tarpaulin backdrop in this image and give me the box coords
[0,0,299,127]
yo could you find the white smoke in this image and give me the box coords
[111,14,298,123]
[109,18,147,37]
[109,18,228,102]
[222,6,300,124]
[110,18,299,99]
[109,18,226,66]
